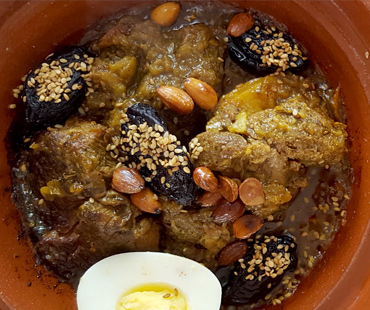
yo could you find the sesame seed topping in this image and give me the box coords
[244,26,305,71]
[108,112,193,187]
[20,53,93,105]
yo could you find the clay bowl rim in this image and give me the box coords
[0,1,370,310]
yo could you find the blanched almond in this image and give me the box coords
[150,2,180,27]
[226,12,254,37]
[183,78,218,110]
[157,86,194,114]
[239,177,265,206]
[217,241,248,266]
[112,167,144,194]
[130,188,162,214]
[233,214,263,239]
[197,191,223,207]
[193,167,218,192]
[218,175,238,202]
[212,199,245,224]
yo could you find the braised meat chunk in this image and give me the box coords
[194,74,347,218]
[36,190,160,280]
[12,118,117,241]
[76,193,160,253]
[12,119,162,280]
[31,118,117,204]
[161,198,232,269]
[89,18,225,110]
[206,73,335,132]
[192,131,249,178]
[193,131,306,218]
[243,99,347,166]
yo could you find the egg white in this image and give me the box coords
[77,252,222,310]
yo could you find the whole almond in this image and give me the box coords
[183,78,218,110]
[217,241,248,266]
[218,175,239,202]
[239,177,265,206]
[157,86,194,114]
[233,214,263,239]
[130,188,162,214]
[193,167,218,192]
[212,199,245,224]
[150,2,180,27]
[112,167,145,194]
[197,191,223,207]
[226,12,254,37]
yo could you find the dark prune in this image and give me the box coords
[124,102,167,130]
[227,16,307,74]
[158,106,207,146]
[22,46,93,130]
[221,234,297,305]
[120,103,198,206]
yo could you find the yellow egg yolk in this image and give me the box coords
[116,284,188,310]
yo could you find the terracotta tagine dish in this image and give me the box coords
[0,1,370,310]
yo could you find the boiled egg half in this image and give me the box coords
[77,252,222,310]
